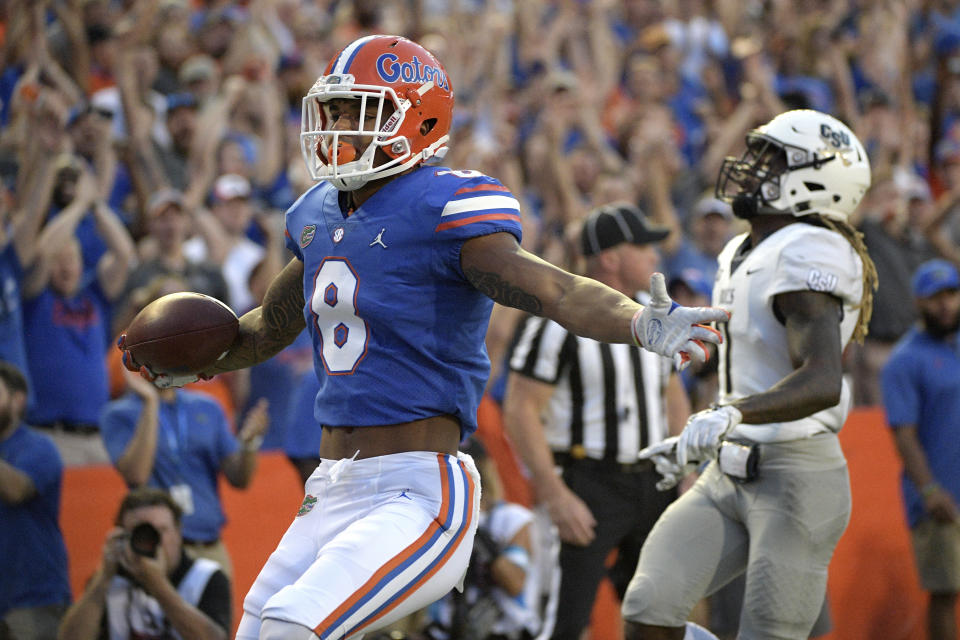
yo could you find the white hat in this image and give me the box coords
[694,197,733,220]
[213,174,251,202]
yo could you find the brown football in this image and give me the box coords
[124,292,239,375]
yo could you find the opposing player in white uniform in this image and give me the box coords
[118,35,729,640]
[623,110,877,640]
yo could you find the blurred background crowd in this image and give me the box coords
[3,0,960,638]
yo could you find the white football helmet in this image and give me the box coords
[716,109,871,222]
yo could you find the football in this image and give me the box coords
[124,292,239,375]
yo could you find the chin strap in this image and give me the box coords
[732,194,758,218]
[732,194,793,220]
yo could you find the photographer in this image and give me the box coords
[57,488,230,640]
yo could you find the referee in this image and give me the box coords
[503,203,690,640]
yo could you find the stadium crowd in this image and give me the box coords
[3,0,960,638]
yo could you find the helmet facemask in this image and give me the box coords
[300,74,446,191]
[300,76,407,191]
[717,132,838,219]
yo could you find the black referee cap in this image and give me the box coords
[580,203,670,257]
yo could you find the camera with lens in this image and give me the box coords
[129,522,161,558]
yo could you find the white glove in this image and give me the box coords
[149,371,201,389]
[632,273,729,370]
[676,405,743,467]
[638,437,696,491]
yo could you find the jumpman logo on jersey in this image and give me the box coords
[398,489,412,500]
[370,227,388,249]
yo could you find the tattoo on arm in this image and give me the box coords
[210,261,306,374]
[263,284,305,336]
[250,281,306,361]
[464,266,543,314]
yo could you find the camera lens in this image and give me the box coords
[129,522,160,557]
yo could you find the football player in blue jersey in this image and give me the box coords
[119,35,728,640]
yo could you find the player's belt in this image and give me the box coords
[554,451,653,474]
[33,421,99,435]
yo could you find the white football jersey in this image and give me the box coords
[713,223,863,442]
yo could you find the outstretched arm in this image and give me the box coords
[461,232,638,343]
[460,232,727,360]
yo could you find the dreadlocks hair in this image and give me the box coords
[812,214,878,344]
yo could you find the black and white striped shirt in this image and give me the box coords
[507,310,672,465]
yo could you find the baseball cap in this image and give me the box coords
[53,152,83,174]
[547,69,577,93]
[146,188,185,216]
[693,197,733,220]
[669,268,713,299]
[212,174,251,203]
[580,203,670,257]
[179,55,217,85]
[912,259,960,298]
[896,172,932,202]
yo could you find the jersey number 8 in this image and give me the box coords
[310,258,369,374]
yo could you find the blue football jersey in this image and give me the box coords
[284,166,523,439]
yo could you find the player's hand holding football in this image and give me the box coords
[632,273,728,370]
[117,334,202,389]
[675,405,743,467]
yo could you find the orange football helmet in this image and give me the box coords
[300,35,454,191]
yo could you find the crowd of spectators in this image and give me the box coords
[4,0,960,637]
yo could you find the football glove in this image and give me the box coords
[632,273,728,370]
[675,405,743,467]
[117,335,204,389]
[638,436,696,491]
